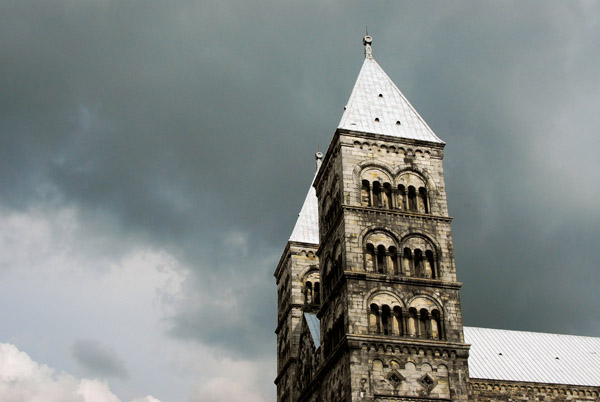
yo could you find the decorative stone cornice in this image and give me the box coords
[345,272,462,290]
[470,378,600,400]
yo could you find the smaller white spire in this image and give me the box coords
[289,166,319,244]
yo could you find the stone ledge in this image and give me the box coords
[345,272,462,290]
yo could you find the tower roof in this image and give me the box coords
[288,154,321,244]
[288,178,319,244]
[338,36,444,144]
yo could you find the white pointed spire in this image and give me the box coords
[289,153,321,244]
[338,36,444,143]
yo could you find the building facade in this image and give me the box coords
[274,36,600,402]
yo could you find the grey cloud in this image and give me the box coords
[167,247,278,358]
[71,338,129,380]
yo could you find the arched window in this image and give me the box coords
[418,187,429,213]
[365,243,375,272]
[393,306,403,336]
[402,247,413,276]
[397,171,430,214]
[381,305,391,335]
[368,292,405,337]
[401,237,438,279]
[419,308,429,339]
[364,232,398,275]
[425,250,435,279]
[376,245,386,274]
[431,309,442,339]
[408,296,445,339]
[388,246,399,275]
[397,185,407,210]
[408,308,418,336]
[361,180,371,206]
[305,281,313,304]
[414,249,424,277]
[383,183,393,209]
[369,304,403,336]
[369,304,380,334]
[303,271,320,307]
[372,181,382,207]
[408,186,417,212]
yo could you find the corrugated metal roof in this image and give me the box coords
[304,312,320,348]
[289,173,319,244]
[338,53,444,144]
[464,326,600,386]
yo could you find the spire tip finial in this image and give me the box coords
[315,151,323,171]
[363,32,373,59]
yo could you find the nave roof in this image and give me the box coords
[464,326,600,387]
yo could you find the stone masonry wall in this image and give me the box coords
[275,243,320,402]
[470,379,600,402]
[349,344,470,401]
[337,131,467,344]
[339,130,470,401]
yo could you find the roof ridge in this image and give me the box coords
[465,325,600,340]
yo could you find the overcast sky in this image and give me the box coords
[0,1,599,401]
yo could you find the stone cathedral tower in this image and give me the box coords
[275,36,471,402]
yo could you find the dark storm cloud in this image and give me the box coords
[171,271,277,358]
[403,3,600,336]
[0,0,361,259]
[1,0,599,368]
[71,338,129,380]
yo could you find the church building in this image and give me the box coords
[274,36,600,402]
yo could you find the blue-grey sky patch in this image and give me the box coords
[71,338,129,380]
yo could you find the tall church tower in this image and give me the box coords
[277,36,471,402]
[274,158,322,402]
